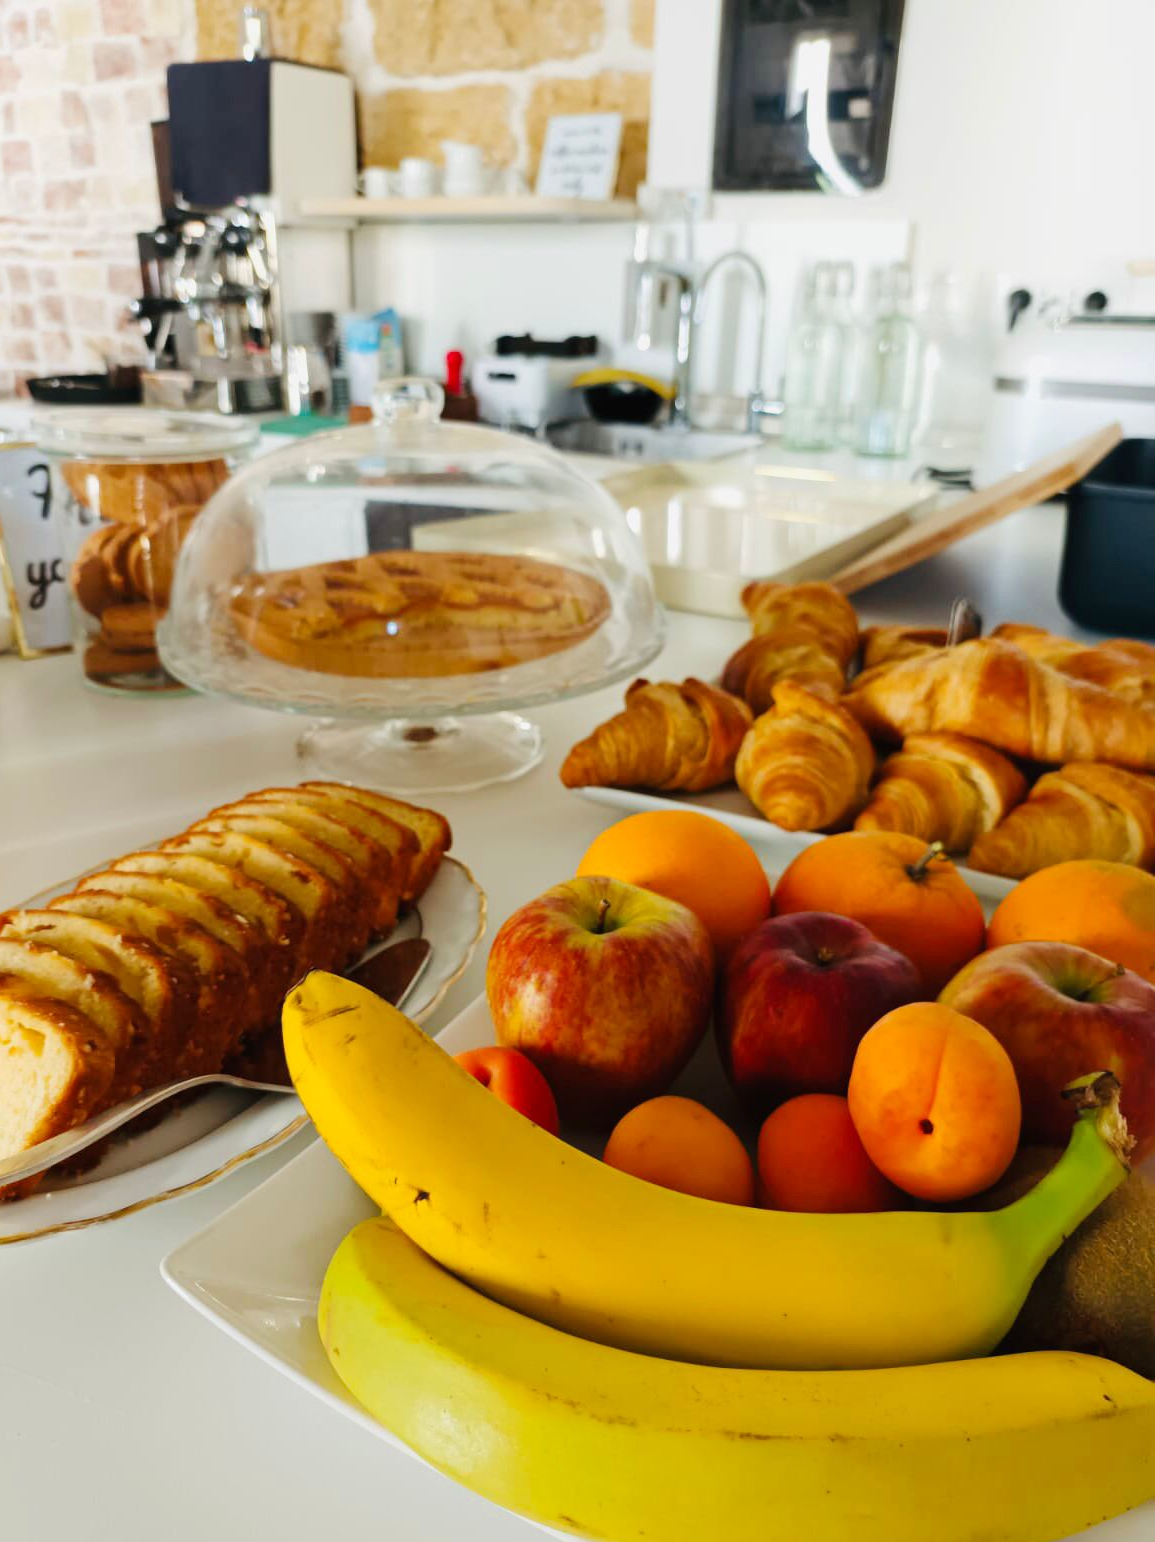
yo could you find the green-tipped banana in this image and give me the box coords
[320,1215,1155,1542]
[285,973,1133,1370]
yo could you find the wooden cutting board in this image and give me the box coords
[827,423,1122,595]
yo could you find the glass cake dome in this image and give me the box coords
[159,378,664,791]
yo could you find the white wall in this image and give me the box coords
[652,0,1155,307]
[352,213,909,397]
[342,0,1155,403]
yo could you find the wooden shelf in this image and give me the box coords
[296,195,639,224]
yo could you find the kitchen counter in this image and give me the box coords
[0,500,1136,1542]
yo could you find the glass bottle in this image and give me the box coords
[914,271,992,456]
[853,262,923,458]
[832,261,861,443]
[780,261,845,452]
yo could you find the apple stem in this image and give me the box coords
[907,841,945,883]
[594,897,611,935]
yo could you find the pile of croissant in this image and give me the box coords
[560,581,1155,880]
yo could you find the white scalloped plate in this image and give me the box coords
[0,856,485,1246]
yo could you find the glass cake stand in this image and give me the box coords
[159,379,664,793]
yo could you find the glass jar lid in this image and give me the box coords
[34,408,259,463]
[159,378,664,719]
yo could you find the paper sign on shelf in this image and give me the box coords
[535,112,623,201]
[0,442,71,657]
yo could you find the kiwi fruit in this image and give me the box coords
[980,1147,1155,1378]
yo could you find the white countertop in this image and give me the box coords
[0,501,1135,1542]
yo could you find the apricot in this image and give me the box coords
[577,810,771,957]
[847,1002,1022,1202]
[757,1094,900,1213]
[603,1095,755,1205]
[772,831,986,993]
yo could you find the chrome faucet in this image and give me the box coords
[686,250,772,431]
[623,240,773,432]
[640,250,770,431]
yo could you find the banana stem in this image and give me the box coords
[992,1071,1132,1277]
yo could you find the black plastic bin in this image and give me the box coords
[1060,438,1155,637]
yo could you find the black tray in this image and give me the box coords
[26,373,142,406]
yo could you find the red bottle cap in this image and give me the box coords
[445,349,464,396]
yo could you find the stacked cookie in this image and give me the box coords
[0,782,451,1196]
[65,458,229,685]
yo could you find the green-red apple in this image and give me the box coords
[941,940,1155,1160]
[486,875,715,1125]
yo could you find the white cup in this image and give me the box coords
[359,166,393,198]
[399,157,439,197]
[441,139,485,196]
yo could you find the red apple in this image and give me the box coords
[718,911,923,1111]
[940,940,1155,1160]
[486,875,715,1125]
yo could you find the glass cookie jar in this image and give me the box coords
[38,409,258,693]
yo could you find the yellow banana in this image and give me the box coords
[284,972,1131,1371]
[321,1215,1155,1542]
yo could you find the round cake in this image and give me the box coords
[229,550,612,679]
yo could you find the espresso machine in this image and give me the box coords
[133,207,284,412]
[132,9,356,413]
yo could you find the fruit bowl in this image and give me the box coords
[164,991,1155,1542]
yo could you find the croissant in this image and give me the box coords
[722,581,859,712]
[735,681,875,832]
[968,762,1155,878]
[845,638,1155,771]
[860,625,949,672]
[560,678,752,794]
[854,733,1027,852]
[991,623,1155,706]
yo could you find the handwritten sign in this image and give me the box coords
[535,112,623,201]
[0,443,72,657]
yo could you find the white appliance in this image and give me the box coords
[975,312,1155,485]
[472,350,599,431]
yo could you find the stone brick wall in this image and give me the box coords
[198,0,654,196]
[0,0,197,394]
[0,0,652,395]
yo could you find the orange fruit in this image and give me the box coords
[772,830,985,993]
[603,1095,755,1205]
[987,859,1155,983]
[757,1093,899,1213]
[847,1002,1022,1202]
[576,810,771,957]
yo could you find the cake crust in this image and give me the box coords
[230,550,611,678]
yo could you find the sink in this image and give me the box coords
[546,419,763,462]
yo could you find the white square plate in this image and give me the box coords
[163,994,568,1540]
[162,993,1153,1542]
